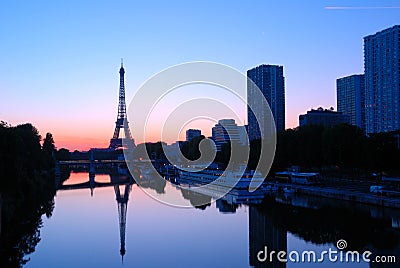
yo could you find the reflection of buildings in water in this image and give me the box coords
[176,177,265,209]
[393,217,400,229]
[175,182,287,267]
[172,178,400,268]
[368,209,400,268]
[176,182,284,266]
[137,172,167,194]
[255,199,400,268]
[179,187,212,209]
[249,206,287,268]
[246,194,400,268]
[216,199,238,214]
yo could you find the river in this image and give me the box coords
[24,172,400,268]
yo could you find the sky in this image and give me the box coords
[1,0,400,150]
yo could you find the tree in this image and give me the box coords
[42,133,55,168]
[181,135,205,161]
[55,148,71,160]
[0,122,56,266]
[366,132,400,171]
[321,124,366,168]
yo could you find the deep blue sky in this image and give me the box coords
[1,0,399,149]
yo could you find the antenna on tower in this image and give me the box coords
[121,58,123,68]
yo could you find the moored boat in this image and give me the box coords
[178,165,265,189]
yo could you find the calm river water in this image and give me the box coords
[25,172,399,268]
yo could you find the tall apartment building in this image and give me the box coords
[364,25,400,133]
[336,74,365,130]
[247,64,285,141]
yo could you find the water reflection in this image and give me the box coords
[0,174,55,267]
[14,169,400,267]
[250,197,400,267]
[172,176,400,267]
[56,169,140,262]
[249,206,286,268]
[114,184,131,261]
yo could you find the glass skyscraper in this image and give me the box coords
[247,64,285,141]
[364,25,400,134]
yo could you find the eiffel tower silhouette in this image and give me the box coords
[109,59,135,150]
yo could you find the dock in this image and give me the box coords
[265,178,400,208]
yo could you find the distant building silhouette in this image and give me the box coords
[364,25,400,134]
[299,107,349,127]
[247,64,285,141]
[337,74,365,130]
[186,129,201,142]
[211,119,240,151]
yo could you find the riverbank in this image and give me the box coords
[265,179,400,209]
[158,164,400,208]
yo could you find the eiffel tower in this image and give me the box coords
[114,184,132,262]
[109,59,135,150]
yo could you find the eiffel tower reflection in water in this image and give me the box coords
[114,183,132,262]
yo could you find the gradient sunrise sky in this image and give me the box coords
[1,0,399,150]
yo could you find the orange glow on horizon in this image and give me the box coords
[20,104,301,152]
[286,117,298,130]
[51,114,300,151]
[56,136,110,151]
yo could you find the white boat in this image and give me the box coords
[275,171,320,185]
[178,165,265,189]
